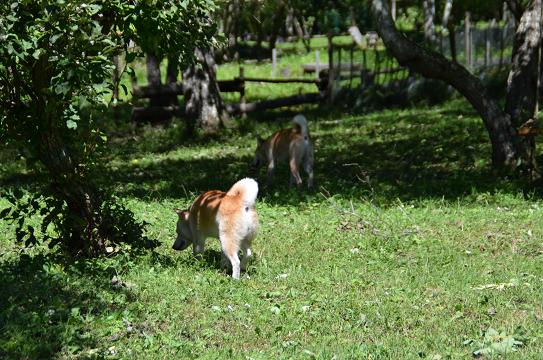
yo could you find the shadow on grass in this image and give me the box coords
[103,106,533,206]
[0,253,135,358]
[0,103,537,206]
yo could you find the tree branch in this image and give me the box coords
[505,0,526,22]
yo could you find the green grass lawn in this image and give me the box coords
[1,99,543,359]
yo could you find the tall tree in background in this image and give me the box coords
[183,49,229,134]
[423,0,436,43]
[0,0,216,256]
[370,0,541,175]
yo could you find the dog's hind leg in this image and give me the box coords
[221,237,241,280]
[289,158,303,189]
[303,156,314,189]
[240,238,253,271]
[266,160,275,186]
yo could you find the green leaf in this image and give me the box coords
[54,82,70,95]
[66,119,77,129]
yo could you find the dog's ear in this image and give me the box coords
[174,208,189,220]
[256,136,264,146]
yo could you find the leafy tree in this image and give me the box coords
[0,0,217,256]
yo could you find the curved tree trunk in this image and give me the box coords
[182,49,229,134]
[370,0,541,172]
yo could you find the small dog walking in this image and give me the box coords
[252,114,314,189]
[172,178,259,280]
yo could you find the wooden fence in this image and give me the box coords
[131,67,328,121]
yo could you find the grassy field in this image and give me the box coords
[1,98,543,359]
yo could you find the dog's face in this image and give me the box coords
[251,136,267,169]
[172,209,192,251]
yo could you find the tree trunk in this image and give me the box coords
[286,7,295,37]
[165,54,180,106]
[300,17,312,53]
[371,0,520,170]
[146,52,161,89]
[146,52,174,121]
[442,0,453,27]
[447,21,457,62]
[30,54,105,256]
[423,0,436,44]
[505,0,542,176]
[506,0,526,22]
[269,2,286,52]
[39,116,104,256]
[182,49,229,134]
[442,0,455,60]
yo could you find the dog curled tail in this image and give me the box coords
[227,178,259,207]
[293,114,310,140]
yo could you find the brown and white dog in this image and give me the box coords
[252,114,314,189]
[172,178,259,280]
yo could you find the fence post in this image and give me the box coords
[337,46,342,79]
[349,44,354,88]
[465,12,472,69]
[327,32,334,102]
[374,46,381,85]
[272,48,277,78]
[485,20,495,67]
[500,4,508,68]
[239,66,246,118]
[112,55,121,123]
[315,50,320,79]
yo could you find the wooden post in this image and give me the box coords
[349,44,354,88]
[327,32,334,102]
[465,12,471,69]
[337,46,342,77]
[239,66,246,118]
[112,55,122,123]
[499,6,507,68]
[485,22,493,67]
[272,48,277,78]
[112,55,121,103]
[374,46,381,85]
[315,50,320,79]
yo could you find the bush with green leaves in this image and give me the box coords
[0,0,217,256]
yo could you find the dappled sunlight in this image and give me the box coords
[99,100,532,206]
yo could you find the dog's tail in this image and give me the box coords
[293,114,310,139]
[227,178,259,207]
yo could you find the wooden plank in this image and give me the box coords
[218,79,243,92]
[133,80,244,98]
[242,77,320,84]
[302,63,363,73]
[226,93,324,114]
